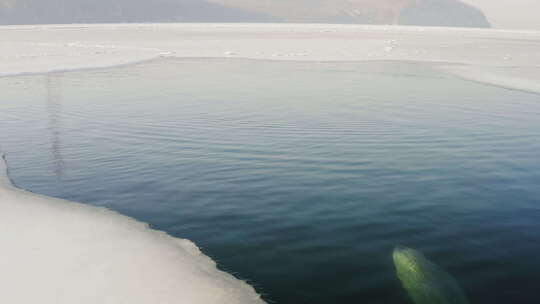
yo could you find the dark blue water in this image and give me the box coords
[1,59,540,304]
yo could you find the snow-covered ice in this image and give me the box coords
[1,23,539,93]
[0,154,265,304]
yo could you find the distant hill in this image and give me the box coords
[0,0,489,28]
[461,0,540,30]
[206,0,415,24]
[207,0,490,27]
[400,0,490,27]
[0,0,277,24]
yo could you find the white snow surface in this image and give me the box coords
[1,23,540,93]
[0,154,265,304]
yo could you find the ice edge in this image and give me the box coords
[0,153,266,303]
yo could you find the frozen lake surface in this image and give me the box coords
[1,58,540,304]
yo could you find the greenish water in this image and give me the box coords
[1,59,539,304]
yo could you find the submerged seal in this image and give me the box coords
[393,246,469,304]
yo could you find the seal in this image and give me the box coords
[393,246,469,304]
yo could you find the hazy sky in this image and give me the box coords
[461,0,540,29]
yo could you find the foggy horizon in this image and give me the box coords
[1,0,538,30]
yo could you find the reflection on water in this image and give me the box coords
[0,59,539,304]
[45,74,65,183]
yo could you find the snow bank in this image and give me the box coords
[0,154,265,304]
[1,23,540,93]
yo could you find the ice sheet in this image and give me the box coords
[1,23,539,93]
[0,154,265,304]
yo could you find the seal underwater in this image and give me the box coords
[393,246,469,304]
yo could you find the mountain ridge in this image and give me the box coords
[0,0,489,28]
